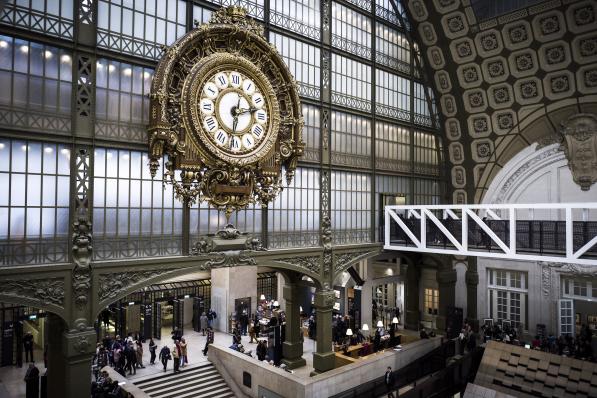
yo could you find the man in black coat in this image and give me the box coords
[24,363,40,398]
[384,366,396,398]
[23,332,34,363]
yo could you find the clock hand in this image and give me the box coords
[232,115,238,134]
[235,107,258,115]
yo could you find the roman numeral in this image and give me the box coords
[206,117,215,130]
[231,139,239,149]
[232,75,240,84]
[254,97,262,104]
[218,76,226,85]
[257,113,265,120]
[216,131,225,143]
[203,103,212,110]
[208,87,215,94]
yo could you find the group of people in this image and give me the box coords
[527,324,594,361]
[457,320,477,355]
[94,329,208,379]
[94,334,147,378]
[91,370,131,398]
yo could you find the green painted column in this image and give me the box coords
[47,316,96,398]
[311,289,335,375]
[466,257,479,331]
[282,283,306,369]
[405,264,420,330]
[436,268,457,333]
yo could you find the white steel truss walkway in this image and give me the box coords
[384,203,597,265]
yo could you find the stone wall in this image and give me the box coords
[208,337,442,398]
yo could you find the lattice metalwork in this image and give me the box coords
[385,203,597,265]
[0,36,72,134]
[0,0,74,40]
[79,0,95,25]
[0,138,71,265]
[74,147,91,218]
[331,110,371,168]
[344,0,371,12]
[76,54,93,118]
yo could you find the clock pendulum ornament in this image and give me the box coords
[147,6,304,219]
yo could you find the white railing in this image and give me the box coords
[384,203,597,265]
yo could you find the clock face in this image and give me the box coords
[198,70,270,155]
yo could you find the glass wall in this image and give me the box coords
[0,0,444,262]
[93,148,183,260]
[95,59,154,143]
[0,35,72,134]
[0,138,71,265]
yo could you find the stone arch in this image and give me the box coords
[0,294,68,324]
[92,257,326,318]
[481,142,595,207]
[332,249,381,282]
[0,275,69,323]
[474,99,597,202]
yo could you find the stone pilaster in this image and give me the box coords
[282,283,306,369]
[466,257,479,330]
[311,289,335,375]
[405,263,420,330]
[46,315,96,398]
[436,268,457,332]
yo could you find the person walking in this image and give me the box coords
[384,366,396,398]
[23,332,34,363]
[149,338,157,365]
[179,338,188,368]
[172,342,180,373]
[24,363,40,398]
[135,340,145,369]
[203,326,214,356]
[200,312,208,336]
[249,322,257,343]
[159,345,171,372]
[124,342,137,375]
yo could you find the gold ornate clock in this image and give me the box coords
[148,7,304,218]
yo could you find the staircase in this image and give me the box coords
[133,363,235,398]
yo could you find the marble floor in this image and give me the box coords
[0,327,317,397]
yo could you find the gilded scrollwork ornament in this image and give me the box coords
[148,6,304,216]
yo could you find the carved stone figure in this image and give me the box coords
[560,113,597,191]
